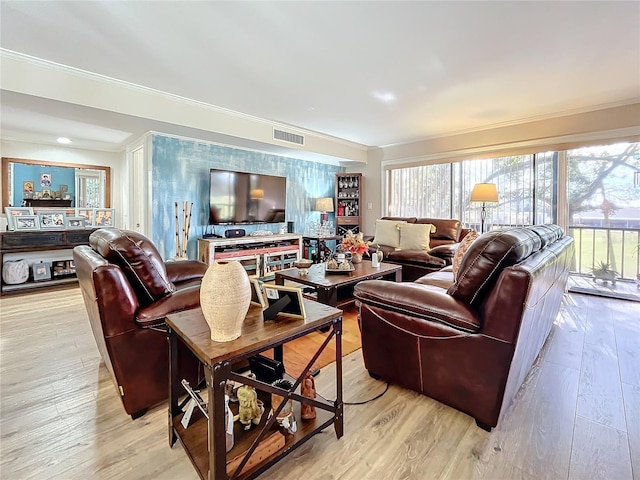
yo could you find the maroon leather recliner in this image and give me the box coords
[73,228,208,418]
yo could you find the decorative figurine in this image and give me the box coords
[301,372,317,420]
[234,384,264,430]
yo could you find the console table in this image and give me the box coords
[197,234,302,280]
[167,300,343,480]
[0,228,95,295]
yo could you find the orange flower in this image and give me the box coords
[341,230,368,256]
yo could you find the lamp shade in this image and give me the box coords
[315,197,334,212]
[470,183,498,203]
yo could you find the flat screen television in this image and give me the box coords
[209,169,286,224]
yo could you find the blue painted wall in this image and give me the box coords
[12,164,76,206]
[151,135,343,259]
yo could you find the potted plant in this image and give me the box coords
[591,260,620,285]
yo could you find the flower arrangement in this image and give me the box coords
[341,230,368,256]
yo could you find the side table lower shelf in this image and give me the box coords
[172,398,335,479]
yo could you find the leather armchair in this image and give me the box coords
[73,228,208,418]
[355,225,574,429]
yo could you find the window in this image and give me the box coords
[388,153,554,230]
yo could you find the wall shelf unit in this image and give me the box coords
[335,173,362,235]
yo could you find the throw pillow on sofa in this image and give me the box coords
[452,230,479,279]
[371,219,406,248]
[399,223,436,250]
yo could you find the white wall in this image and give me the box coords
[1,140,125,230]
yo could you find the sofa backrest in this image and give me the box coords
[89,228,175,305]
[381,217,462,244]
[447,227,543,306]
[417,218,461,242]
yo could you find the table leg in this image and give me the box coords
[208,363,229,480]
[334,316,343,439]
[168,327,178,447]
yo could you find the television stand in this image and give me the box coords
[197,234,302,280]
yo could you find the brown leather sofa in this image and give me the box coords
[73,228,208,418]
[368,217,473,281]
[354,224,574,430]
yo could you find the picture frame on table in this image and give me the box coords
[250,278,267,309]
[262,284,306,320]
[76,208,95,226]
[66,216,86,229]
[32,262,52,281]
[94,208,115,227]
[4,207,35,230]
[14,215,40,231]
[38,211,67,230]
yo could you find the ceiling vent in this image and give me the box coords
[273,128,304,146]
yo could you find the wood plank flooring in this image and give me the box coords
[1,287,638,479]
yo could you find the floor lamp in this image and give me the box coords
[471,183,498,233]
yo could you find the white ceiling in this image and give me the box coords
[1,1,639,157]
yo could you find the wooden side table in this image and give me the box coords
[167,300,343,480]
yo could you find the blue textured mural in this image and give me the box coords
[152,134,343,259]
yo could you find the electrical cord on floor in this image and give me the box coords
[344,382,390,405]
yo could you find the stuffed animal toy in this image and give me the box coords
[234,384,264,430]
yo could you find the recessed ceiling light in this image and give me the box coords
[57,137,72,144]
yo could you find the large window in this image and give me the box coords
[388,153,554,231]
[386,141,640,282]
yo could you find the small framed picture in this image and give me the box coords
[42,189,52,199]
[250,278,267,309]
[263,284,306,320]
[94,208,115,227]
[76,208,95,226]
[23,181,35,193]
[40,173,52,188]
[59,184,68,193]
[4,207,35,230]
[38,211,67,230]
[32,262,52,281]
[66,216,86,229]
[14,215,40,231]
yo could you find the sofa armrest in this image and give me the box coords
[165,259,208,284]
[354,280,481,333]
[429,243,458,257]
[135,285,202,327]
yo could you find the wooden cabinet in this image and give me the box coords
[0,228,94,295]
[197,234,302,280]
[335,173,362,235]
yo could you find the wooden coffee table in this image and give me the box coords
[275,260,402,308]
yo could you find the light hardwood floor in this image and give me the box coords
[1,287,638,479]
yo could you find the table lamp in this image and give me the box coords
[470,183,498,233]
[315,197,334,223]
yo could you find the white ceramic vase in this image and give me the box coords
[200,261,251,342]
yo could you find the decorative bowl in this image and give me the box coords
[293,259,314,275]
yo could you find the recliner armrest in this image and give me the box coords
[135,284,202,327]
[164,260,208,284]
[354,280,481,333]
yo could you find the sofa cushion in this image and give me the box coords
[415,267,455,289]
[417,218,461,242]
[452,230,479,279]
[399,223,435,250]
[90,228,175,304]
[387,249,446,268]
[371,219,406,248]
[447,228,542,305]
